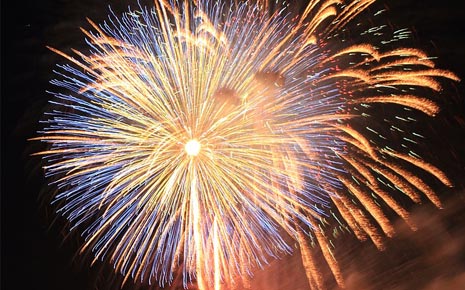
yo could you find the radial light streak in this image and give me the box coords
[34,0,458,289]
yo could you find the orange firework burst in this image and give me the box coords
[33,0,458,289]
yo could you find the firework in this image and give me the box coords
[34,0,458,289]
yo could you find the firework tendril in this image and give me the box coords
[34,0,459,289]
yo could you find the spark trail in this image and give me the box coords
[34,0,458,289]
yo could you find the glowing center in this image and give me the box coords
[185,139,201,156]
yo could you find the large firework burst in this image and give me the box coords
[34,0,458,289]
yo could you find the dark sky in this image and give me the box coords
[2,1,465,290]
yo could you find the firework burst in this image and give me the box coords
[34,0,458,289]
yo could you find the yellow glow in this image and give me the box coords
[185,139,201,156]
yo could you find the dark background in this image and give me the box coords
[2,1,465,289]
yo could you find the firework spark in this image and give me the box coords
[34,0,458,289]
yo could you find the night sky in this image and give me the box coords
[2,1,465,290]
